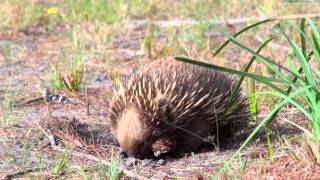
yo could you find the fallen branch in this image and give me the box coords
[125,13,320,28]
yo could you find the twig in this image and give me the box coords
[13,96,84,107]
[13,97,43,107]
[125,13,320,28]
[38,125,147,180]
[3,167,43,180]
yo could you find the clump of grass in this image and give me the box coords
[53,150,70,175]
[48,63,64,90]
[111,70,122,91]
[177,21,213,56]
[77,168,91,180]
[238,154,247,173]
[11,0,45,29]
[177,17,320,166]
[41,29,85,92]
[141,24,154,59]
[62,30,86,92]
[45,61,84,93]
[2,41,16,63]
[1,84,21,126]
[99,155,121,180]
[63,0,130,24]
[247,77,257,120]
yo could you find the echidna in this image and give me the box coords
[108,57,250,158]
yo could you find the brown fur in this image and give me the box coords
[108,58,250,158]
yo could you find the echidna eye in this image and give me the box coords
[151,128,161,137]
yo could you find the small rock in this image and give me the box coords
[14,140,23,148]
[157,159,166,166]
[118,150,127,160]
[51,95,58,101]
[262,176,274,180]
[58,95,65,103]
[140,159,154,167]
[41,137,51,148]
[124,157,137,167]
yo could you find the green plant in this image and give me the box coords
[14,0,45,29]
[238,154,247,173]
[21,141,31,177]
[49,63,64,90]
[265,127,274,161]
[62,30,85,92]
[141,23,154,59]
[111,70,121,91]
[63,0,128,24]
[176,17,320,166]
[248,76,257,120]
[1,84,21,126]
[107,158,119,180]
[98,156,120,180]
[36,152,45,177]
[78,168,91,180]
[43,30,85,92]
[177,20,213,56]
[3,41,15,63]
[53,150,70,175]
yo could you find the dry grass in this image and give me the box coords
[0,0,320,179]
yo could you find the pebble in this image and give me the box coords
[57,95,65,103]
[157,159,166,166]
[51,95,58,101]
[41,137,51,148]
[140,159,154,167]
[118,150,127,159]
[124,157,137,167]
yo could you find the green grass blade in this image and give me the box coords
[308,19,320,72]
[280,26,315,87]
[311,31,320,65]
[221,30,304,83]
[213,19,275,57]
[225,37,275,113]
[265,127,274,161]
[222,85,313,171]
[175,56,291,94]
[249,78,257,119]
[300,18,307,58]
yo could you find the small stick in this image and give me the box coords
[13,97,43,107]
[125,13,320,28]
[38,125,148,180]
[3,167,43,180]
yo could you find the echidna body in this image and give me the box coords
[108,58,250,158]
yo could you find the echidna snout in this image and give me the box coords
[114,95,177,158]
[108,58,250,159]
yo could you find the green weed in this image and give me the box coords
[238,154,247,173]
[2,41,16,63]
[176,17,320,166]
[42,29,85,92]
[1,84,22,126]
[78,168,91,180]
[99,156,121,180]
[53,150,70,175]
[63,0,125,24]
[13,0,45,29]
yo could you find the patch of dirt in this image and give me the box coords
[0,22,319,179]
